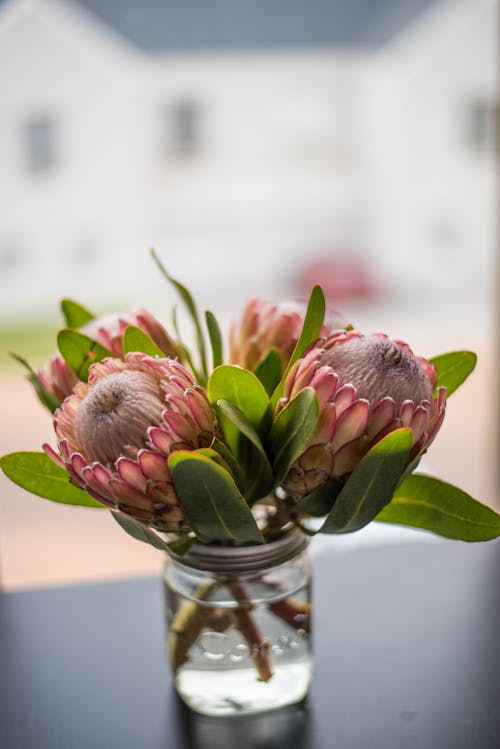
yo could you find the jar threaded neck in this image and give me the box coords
[167,528,309,574]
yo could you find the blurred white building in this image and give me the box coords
[0,0,497,320]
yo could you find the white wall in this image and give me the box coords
[0,0,496,324]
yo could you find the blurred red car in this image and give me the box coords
[296,256,379,302]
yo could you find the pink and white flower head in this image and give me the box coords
[229,297,345,372]
[278,330,446,500]
[37,308,179,407]
[43,353,218,531]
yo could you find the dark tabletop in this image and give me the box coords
[1,539,499,749]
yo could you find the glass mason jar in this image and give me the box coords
[162,528,312,717]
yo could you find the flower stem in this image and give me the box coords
[268,598,311,633]
[226,580,273,682]
[168,582,232,673]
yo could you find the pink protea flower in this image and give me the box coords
[43,353,218,531]
[37,308,179,406]
[229,298,345,371]
[278,330,446,500]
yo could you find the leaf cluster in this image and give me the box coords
[1,257,498,552]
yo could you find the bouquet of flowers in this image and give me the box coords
[2,251,499,713]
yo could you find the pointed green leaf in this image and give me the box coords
[376,473,500,541]
[216,400,274,501]
[269,388,319,485]
[255,348,282,396]
[289,284,326,366]
[123,325,165,357]
[0,452,103,508]
[168,451,264,544]
[171,306,201,381]
[61,299,95,329]
[151,249,208,381]
[205,310,223,369]
[211,438,247,490]
[10,352,60,413]
[57,329,113,381]
[195,446,262,498]
[111,511,171,551]
[208,365,270,431]
[271,285,325,407]
[320,428,412,534]
[295,477,344,517]
[429,351,477,397]
[217,400,267,457]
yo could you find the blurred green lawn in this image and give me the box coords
[0,322,57,370]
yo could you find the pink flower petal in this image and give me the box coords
[425,408,446,449]
[399,400,415,426]
[83,485,114,508]
[58,439,71,460]
[70,452,89,481]
[109,479,150,510]
[333,384,356,416]
[310,369,338,404]
[42,443,65,470]
[333,435,370,476]
[437,386,446,410]
[146,481,179,509]
[148,426,174,454]
[367,397,395,438]
[138,450,170,481]
[409,405,430,446]
[331,400,369,452]
[116,457,147,492]
[314,403,337,443]
[162,411,195,442]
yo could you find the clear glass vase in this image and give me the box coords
[162,528,312,716]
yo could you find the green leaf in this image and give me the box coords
[295,477,344,517]
[111,511,171,551]
[0,452,103,508]
[171,305,201,381]
[123,325,165,357]
[57,329,113,381]
[10,352,60,414]
[269,388,319,485]
[216,400,267,457]
[375,473,500,542]
[195,446,259,497]
[289,285,326,366]
[151,249,208,382]
[255,349,282,396]
[429,351,477,397]
[168,451,264,545]
[167,535,196,556]
[211,438,247,490]
[216,400,274,501]
[271,285,325,408]
[60,299,95,328]
[205,310,223,369]
[208,365,270,432]
[320,428,413,534]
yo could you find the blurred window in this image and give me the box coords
[465,99,499,153]
[167,100,201,156]
[23,116,58,173]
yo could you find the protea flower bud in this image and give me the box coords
[279,330,446,500]
[37,308,179,406]
[229,298,345,371]
[43,353,218,531]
